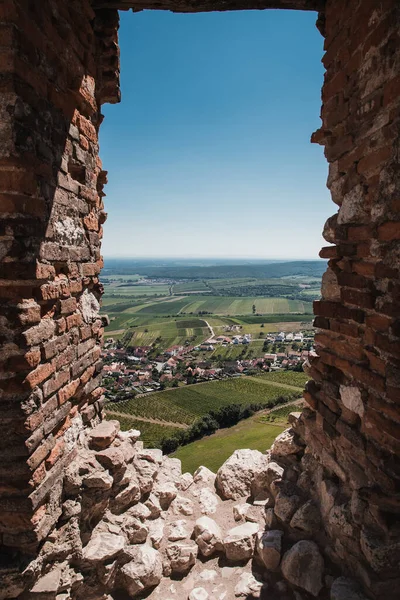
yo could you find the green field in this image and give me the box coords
[118,295,312,317]
[106,374,303,431]
[126,317,209,348]
[171,415,286,473]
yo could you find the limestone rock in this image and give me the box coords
[117,428,141,442]
[252,461,284,498]
[88,420,119,450]
[119,545,162,597]
[30,568,61,595]
[153,481,177,510]
[330,577,369,600]
[216,449,269,500]
[112,469,140,513]
[82,469,113,490]
[83,532,125,563]
[198,487,219,514]
[172,495,194,516]
[270,428,303,457]
[234,572,263,597]
[281,540,324,597]
[168,519,189,541]
[165,542,198,574]
[179,472,194,491]
[256,529,283,570]
[144,493,162,519]
[223,522,259,562]
[121,516,148,544]
[95,447,126,471]
[128,502,151,521]
[148,518,165,549]
[274,486,302,523]
[339,385,364,417]
[193,516,223,557]
[189,588,209,600]
[134,455,159,494]
[193,465,216,486]
[290,500,321,534]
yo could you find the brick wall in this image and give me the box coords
[0,0,119,552]
[0,1,399,593]
[303,0,400,595]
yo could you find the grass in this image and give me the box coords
[105,374,304,430]
[171,414,286,473]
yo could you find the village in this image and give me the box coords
[102,328,315,402]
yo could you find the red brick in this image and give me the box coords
[377,222,400,242]
[42,369,70,399]
[357,146,392,176]
[58,379,80,405]
[59,297,77,315]
[45,439,65,469]
[24,362,55,389]
[66,313,83,330]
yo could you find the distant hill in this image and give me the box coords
[103,260,326,280]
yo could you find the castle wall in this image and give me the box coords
[0,0,119,552]
[0,1,399,597]
[302,0,400,594]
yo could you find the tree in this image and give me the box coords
[252,304,256,314]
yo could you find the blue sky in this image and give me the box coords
[100,9,331,259]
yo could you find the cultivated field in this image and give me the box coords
[105,374,304,434]
[119,295,313,317]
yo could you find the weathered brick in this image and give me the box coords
[58,379,80,405]
[24,362,55,390]
[42,370,70,399]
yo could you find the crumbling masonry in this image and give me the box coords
[0,0,399,598]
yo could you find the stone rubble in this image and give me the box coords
[12,420,369,600]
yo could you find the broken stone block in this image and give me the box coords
[256,529,283,570]
[95,447,126,471]
[82,470,113,490]
[121,516,148,544]
[223,522,259,562]
[119,545,162,597]
[339,385,364,417]
[148,518,165,549]
[165,542,198,574]
[198,487,219,515]
[144,493,162,519]
[30,568,62,596]
[193,465,216,486]
[189,588,209,600]
[172,495,194,516]
[193,516,223,557]
[274,487,301,523]
[281,540,324,597]
[168,519,189,541]
[290,500,321,534]
[153,480,177,510]
[112,470,141,513]
[216,449,269,500]
[134,455,159,494]
[234,572,263,597]
[330,576,369,600]
[83,532,125,563]
[88,420,119,450]
[179,472,194,491]
[270,428,303,457]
